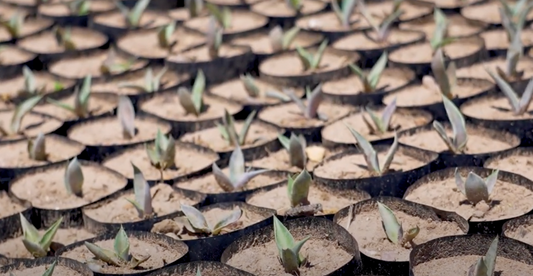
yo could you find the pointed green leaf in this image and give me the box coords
[282,26,300,50]
[296,46,313,71]
[22,239,47,258]
[518,79,533,115]
[238,110,256,145]
[377,202,402,244]
[431,8,448,50]
[65,157,83,197]
[47,97,76,114]
[192,70,205,113]
[289,132,306,169]
[278,133,290,150]
[377,10,403,41]
[229,146,245,184]
[311,39,328,69]
[368,52,388,89]
[432,120,458,153]
[212,207,242,235]
[486,69,521,114]
[349,63,366,82]
[74,75,92,117]
[287,169,312,207]
[442,95,467,151]
[280,248,300,274]
[431,48,453,99]
[464,172,490,204]
[178,87,199,116]
[206,16,223,59]
[380,132,398,175]
[346,124,380,173]
[132,163,153,216]
[114,226,130,261]
[240,74,260,97]
[485,169,499,195]
[381,97,396,131]
[42,260,57,276]
[11,95,43,134]
[485,236,499,276]
[274,216,296,253]
[341,0,357,27]
[85,242,121,266]
[304,83,323,119]
[223,109,239,146]
[20,213,39,243]
[157,22,176,48]
[128,254,151,269]
[212,162,236,191]
[38,216,63,254]
[181,204,211,233]
[468,257,488,276]
[128,0,150,27]
[269,26,283,52]
[331,0,345,26]
[454,168,465,194]
[23,66,36,94]
[196,267,202,276]
[366,107,386,133]
[28,133,47,161]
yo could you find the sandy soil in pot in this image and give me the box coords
[168,44,248,63]
[0,111,63,142]
[389,38,482,64]
[17,27,107,54]
[230,31,323,55]
[295,12,368,32]
[0,191,26,219]
[92,10,172,29]
[38,0,115,16]
[184,11,268,35]
[33,93,117,122]
[399,14,485,39]
[0,2,27,19]
[0,72,75,100]
[481,29,533,50]
[0,264,88,276]
[456,57,533,81]
[0,135,84,168]
[103,142,218,181]
[10,162,127,210]
[83,184,200,224]
[417,0,482,9]
[205,0,265,6]
[485,153,533,182]
[167,8,207,22]
[0,45,35,66]
[332,29,424,51]
[250,0,325,17]
[505,221,533,246]
[461,95,533,121]
[365,1,433,22]
[1,0,63,7]
[461,0,533,25]
[413,255,533,276]
[0,17,53,42]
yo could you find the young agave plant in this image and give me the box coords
[239,73,291,101]
[68,0,90,15]
[432,95,468,154]
[1,13,24,38]
[349,52,388,93]
[145,128,176,175]
[362,97,397,135]
[359,0,403,43]
[378,202,420,247]
[331,0,357,28]
[47,75,91,118]
[430,8,454,51]
[346,125,399,176]
[65,157,84,197]
[273,216,310,274]
[18,66,45,97]
[206,16,223,59]
[20,214,63,258]
[157,22,177,49]
[467,236,498,276]
[0,95,43,137]
[186,0,204,18]
[285,0,302,11]
[115,0,151,28]
[430,48,457,99]
[180,204,242,235]
[212,146,269,191]
[278,132,307,169]
[499,0,533,36]
[27,133,48,161]
[216,109,256,146]
[487,70,533,116]
[177,70,205,116]
[455,168,499,205]
[286,83,327,121]
[117,95,136,139]
[296,39,328,71]
[205,3,232,29]
[100,48,137,75]
[52,26,76,50]
[85,226,151,268]
[495,31,524,82]
[119,67,168,93]
[125,164,154,219]
[287,169,312,207]
[269,26,300,52]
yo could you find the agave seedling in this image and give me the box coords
[205,3,232,29]
[216,109,256,146]
[27,132,48,161]
[212,146,269,191]
[432,95,468,154]
[285,0,302,11]
[178,70,206,116]
[269,26,300,52]
[145,129,176,180]
[115,0,151,28]
[65,157,84,197]
[119,67,168,93]
[20,214,63,258]
[239,73,291,101]
[492,31,524,82]
[287,169,312,208]
[296,39,328,71]
[362,98,397,135]
[378,202,419,247]
[47,75,91,118]
[286,83,327,121]
[0,95,43,137]
[1,13,24,38]
[346,125,399,176]
[278,132,307,169]
[100,48,137,75]
[430,48,457,100]
[85,226,151,268]
[455,168,499,205]
[125,164,154,219]
[499,0,533,37]
[68,0,90,16]
[186,0,204,18]
[52,26,76,50]
[273,216,310,274]
[180,204,242,236]
[331,0,357,28]
[467,236,498,276]
[349,52,388,93]
[359,0,403,43]
[206,16,223,59]
[117,95,136,139]
[9,261,57,276]
[18,66,46,97]
[157,22,177,49]
[487,72,533,116]
[430,8,454,51]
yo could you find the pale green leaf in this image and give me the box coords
[377,202,402,244]
[114,226,130,261]
[181,204,211,233]
[287,169,312,207]
[211,207,242,235]
[64,157,83,197]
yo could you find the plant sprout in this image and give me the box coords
[205,3,232,29]
[378,202,419,247]
[467,236,498,276]
[52,26,76,50]
[117,95,136,139]
[125,164,154,219]
[494,31,524,82]
[180,204,242,235]
[285,0,302,11]
[499,0,533,39]
[216,109,256,146]
[287,169,312,208]
[488,72,533,116]
[359,0,403,43]
[278,132,307,169]
[68,0,90,15]
[455,168,499,205]
[27,133,47,161]
[240,73,291,101]
[100,48,137,75]
[431,48,456,99]
[349,52,388,93]
[296,39,328,71]
[145,129,176,180]
[346,125,399,176]
[269,26,300,52]
[20,214,63,258]
[18,66,45,97]
[0,95,43,137]
[65,157,84,197]
[431,8,454,51]
[212,146,269,191]
[331,0,357,28]
[178,70,206,117]
[273,216,310,274]
[286,83,327,121]
[206,16,223,59]
[119,67,168,93]
[433,95,468,154]
[186,0,204,18]
[1,13,24,38]
[115,0,150,28]
[9,261,57,276]
[47,75,91,118]
[157,22,177,49]
[85,226,151,269]
[196,267,202,276]
[362,98,397,135]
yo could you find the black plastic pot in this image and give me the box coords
[250,0,327,28]
[314,144,438,197]
[409,234,533,275]
[502,213,533,246]
[412,0,484,12]
[56,231,189,276]
[334,196,469,276]
[398,122,521,168]
[37,0,115,27]
[404,166,533,234]
[0,257,93,275]
[0,254,10,266]
[399,13,488,41]
[145,261,254,276]
[0,111,63,144]
[294,12,372,41]
[183,11,269,40]
[2,71,76,105]
[82,185,206,235]
[221,216,363,275]
[461,0,533,28]
[0,197,32,242]
[481,29,533,58]
[484,146,533,174]
[0,46,39,79]
[122,0,182,9]
[9,160,128,229]
[0,16,53,44]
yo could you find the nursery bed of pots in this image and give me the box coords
[2,0,533,275]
